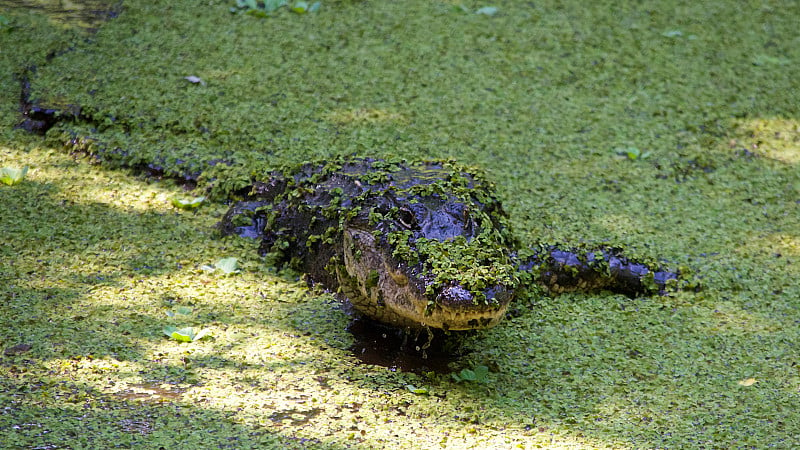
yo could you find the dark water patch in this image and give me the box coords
[268,407,322,427]
[0,0,122,32]
[3,343,32,356]
[347,318,471,374]
[15,66,82,135]
[114,382,185,403]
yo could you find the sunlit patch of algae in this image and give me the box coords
[1,0,800,448]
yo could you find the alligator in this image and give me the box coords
[219,158,679,331]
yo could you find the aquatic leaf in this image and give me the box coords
[237,0,258,9]
[452,365,490,383]
[472,365,489,382]
[264,0,287,12]
[0,166,28,186]
[163,326,210,342]
[167,306,194,317]
[613,147,651,161]
[406,384,430,395]
[291,1,309,13]
[453,368,476,382]
[170,330,193,342]
[171,195,206,210]
[246,9,269,18]
[738,378,757,386]
[475,6,498,16]
[662,30,683,38]
[163,325,191,342]
[215,257,240,274]
[308,1,321,12]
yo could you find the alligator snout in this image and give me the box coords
[434,284,512,330]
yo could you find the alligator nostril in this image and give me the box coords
[438,285,474,308]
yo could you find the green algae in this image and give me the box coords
[1,0,800,448]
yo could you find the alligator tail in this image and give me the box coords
[519,246,678,297]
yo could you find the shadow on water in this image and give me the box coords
[346,317,473,374]
[0,0,121,31]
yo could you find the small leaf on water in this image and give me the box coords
[473,365,489,382]
[176,306,193,315]
[192,328,211,341]
[264,0,287,12]
[163,325,179,337]
[246,9,269,18]
[292,1,309,13]
[738,378,757,386]
[0,166,28,185]
[163,326,209,342]
[406,384,430,395]
[171,195,206,210]
[475,6,498,16]
[308,1,321,12]
[215,257,240,274]
[454,368,477,382]
[171,330,194,342]
[662,30,683,38]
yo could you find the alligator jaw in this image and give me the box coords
[431,285,512,331]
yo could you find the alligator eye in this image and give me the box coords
[398,207,417,229]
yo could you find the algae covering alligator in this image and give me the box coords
[219,158,678,331]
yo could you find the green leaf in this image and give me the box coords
[452,365,490,383]
[167,306,193,317]
[264,0,287,12]
[246,9,269,18]
[192,328,211,341]
[163,326,210,342]
[0,166,28,186]
[291,1,309,13]
[171,330,194,342]
[308,1,321,12]
[613,147,650,161]
[171,195,205,210]
[215,257,240,274]
[662,30,683,38]
[406,384,430,395]
[461,368,477,380]
[472,365,489,382]
[475,6,498,16]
